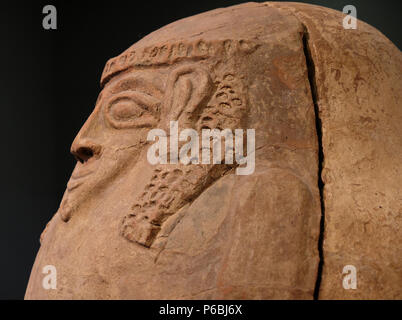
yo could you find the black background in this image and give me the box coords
[0,0,400,300]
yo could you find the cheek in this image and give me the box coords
[108,128,149,147]
[104,130,148,164]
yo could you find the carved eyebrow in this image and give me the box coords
[107,73,165,98]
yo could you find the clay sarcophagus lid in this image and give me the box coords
[26,2,402,299]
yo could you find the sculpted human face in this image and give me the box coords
[58,57,244,249]
[58,69,168,222]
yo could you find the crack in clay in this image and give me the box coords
[302,25,326,300]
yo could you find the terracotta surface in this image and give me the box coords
[25,2,402,299]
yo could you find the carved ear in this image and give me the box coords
[162,65,212,126]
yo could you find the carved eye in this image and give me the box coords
[105,92,159,129]
[110,98,145,121]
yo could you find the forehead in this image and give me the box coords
[99,40,219,87]
[102,69,168,97]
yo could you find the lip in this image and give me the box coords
[67,158,100,191]
[67,178,84,191]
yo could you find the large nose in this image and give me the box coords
[70,111,103,163]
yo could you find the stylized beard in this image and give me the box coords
[120,107,243,247]
[121,160,234,248]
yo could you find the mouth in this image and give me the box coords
[67,157,100,191]
[67,178,84,192]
